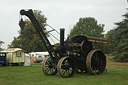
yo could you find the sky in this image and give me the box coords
[0,0,128,49]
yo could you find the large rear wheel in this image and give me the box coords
[86,50,106,75]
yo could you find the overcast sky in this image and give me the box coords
[0,0,127,49]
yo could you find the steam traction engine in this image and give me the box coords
[19,9,108,78]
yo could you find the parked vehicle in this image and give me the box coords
[0,52,8,66]
[29,52,49,63]
[1,48,25,66]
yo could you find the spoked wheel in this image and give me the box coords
[86,50,106,75]
[42,56,57,75]
[57,56,76,78]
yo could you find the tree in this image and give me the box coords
[106,10,128,62]
[9,10,47,53]
[105,29,117,51]
[0,41,4,50]
[0,41,4,46]
[69,17,105,38]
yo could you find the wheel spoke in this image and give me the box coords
[63,70,67,75]
[45,68,50,73]
[62,69,66,74]
[46,61,50,65]
[69,68,72,71]
[45,67,49,72]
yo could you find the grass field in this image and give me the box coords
[0,58,128,85]
[107,56,128,68]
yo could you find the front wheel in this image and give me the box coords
[57,56,76,78]
[42,57,57,75]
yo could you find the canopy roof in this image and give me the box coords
[71,35,108,44]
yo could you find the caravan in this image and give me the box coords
[1,48,25,65]
[29,52,49,63]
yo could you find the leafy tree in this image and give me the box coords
[106,11,128,62]
[69,17,105,38]
[105,29,117,52]
[8,10,47,53]
[0,41,4,47]
[0,41,4,51]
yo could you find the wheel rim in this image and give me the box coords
[57,56,76,78]
[86,50,106,75]
[42,57,57,75]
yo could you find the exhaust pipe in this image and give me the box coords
[60,28,65,49]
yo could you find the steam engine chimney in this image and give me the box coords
[60,28,65,50]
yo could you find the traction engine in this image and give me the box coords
[19,9,108,78]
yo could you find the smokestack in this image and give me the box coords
[60,28,65,49]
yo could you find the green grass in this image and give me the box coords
[0,65,128,85]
